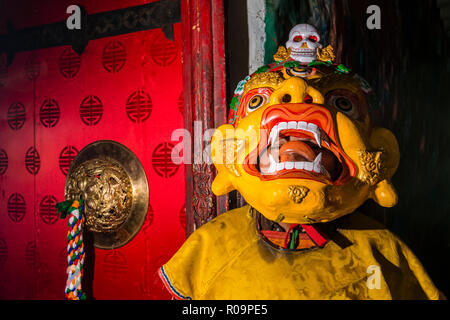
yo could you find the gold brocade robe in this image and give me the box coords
[159,205,443,300]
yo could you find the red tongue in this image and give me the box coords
[279,141,316,162]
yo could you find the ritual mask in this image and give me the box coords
[210,47,400,225]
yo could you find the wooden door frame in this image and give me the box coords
[181,0,228,236]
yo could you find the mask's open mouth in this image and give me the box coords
[259,124,342,181]
[243,104,356,185]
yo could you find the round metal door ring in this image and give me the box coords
[65,140,149,249]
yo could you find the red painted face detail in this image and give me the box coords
[308,35,318,42]
[242,103,357,185]
[294,35,303,42]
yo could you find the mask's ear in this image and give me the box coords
[210,124,239,196]
[369,127,400,208]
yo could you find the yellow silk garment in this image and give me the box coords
[159,205,443,300]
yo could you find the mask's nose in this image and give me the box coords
[269,76,324,105]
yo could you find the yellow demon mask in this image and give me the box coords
[211,49,400,225]
[159,35,442,301]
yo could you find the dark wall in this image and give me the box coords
[225,0,249,208]
[225,0,249,109]
[331,0,450,297]
[263,0,450,296]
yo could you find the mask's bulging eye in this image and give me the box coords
[294,35,303,42]
[308,35,318,42]
[335,97,352,111]
[247,94,268,112]
[326,90,360,119]
[240,88,273,117]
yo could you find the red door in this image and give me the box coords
[0,2,186,299]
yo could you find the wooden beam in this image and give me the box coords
[181,0,227,236]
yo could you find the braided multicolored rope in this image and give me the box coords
[56,199,87,300]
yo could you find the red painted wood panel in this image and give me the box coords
[0,23,186,299]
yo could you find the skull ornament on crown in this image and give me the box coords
[286,24,323,63]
